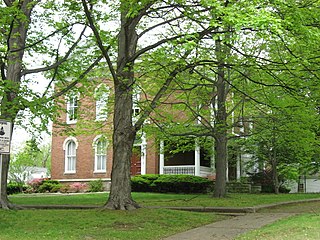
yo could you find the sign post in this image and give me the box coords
[0,120,12,198]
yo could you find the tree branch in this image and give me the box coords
[48,54,103,100]
[22,25,87,76]
[81,0,118,83]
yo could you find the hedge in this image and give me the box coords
[131,174,213,194]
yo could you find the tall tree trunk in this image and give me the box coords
[213,38,228,198]
[104,8,140,210]
[0,0,33,209]
[0,154,12,209]
[271,148,279,194]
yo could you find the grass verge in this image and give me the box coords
[9,192,320,207]
[236,214,320,240]
[236,201,320,240]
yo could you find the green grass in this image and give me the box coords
[9,192,320,207]
[0,208,226,240]
[236,201,320,240]
[236,214,320,240]
[5,193,320,240]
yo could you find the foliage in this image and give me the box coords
[247,171,290,193]
[38,180,62,193]
[69,182,88,193]
[7,182,28,195]
[131,174,213,194]
[9,139,51,185]
[26,179,62,193]
[88,179,104,192]
[27,178,44,192]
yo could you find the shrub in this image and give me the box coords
[88,179,104,192]
[59,184,70,193]
[38,182,62,193]
[70,182,87,193]
[7,182,27,195]
[248,170,291,193]
[27,178,44,192]
[131,174,213,194]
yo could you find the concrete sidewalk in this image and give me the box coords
[163,212,294,240]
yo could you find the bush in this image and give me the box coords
[248,170,291,193]
[70,182,87,193]
[7,182,27,195]
[131,174,213,194]
[27,178,44,192]
[88,179,104,192]
[38,181,62,193]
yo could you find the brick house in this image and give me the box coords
[51,80,216,188]
[50,76,258,189]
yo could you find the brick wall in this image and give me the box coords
[51,81,160,182]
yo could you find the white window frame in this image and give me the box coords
[63,137,78,174]
[93,135,107,173]
[95,84,110,121]
[132,90,141,123]
[66,94,79,124]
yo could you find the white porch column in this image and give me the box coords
[159,140,164,174]
[195,139,200,176]
[236,155,241,180]
[141,132,147,175]
[226,159,229,182]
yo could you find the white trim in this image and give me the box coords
[159,140,164,174]
[55,178,111,182]
[140,132,147,175]
[95,84,110,121]
[64,138,77,174]
[194,139,200,176]
[66,93,79,124]
[92,135,107,173]
[63,136,79,150]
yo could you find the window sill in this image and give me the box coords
[93,171,106,174]
[95,118,107,122]
[64,171,76,174]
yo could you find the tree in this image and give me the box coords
[80,0,222,209]
[0,0,102,209]
[9,139,51,190]
[49,0,320,208]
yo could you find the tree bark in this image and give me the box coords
[104,7,141,210]
[213,38,228,198]
[0,0,34,209]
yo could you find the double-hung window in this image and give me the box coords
[65,140,76,173]
[95,85,110,121]
[67,94,78,124]
[94,138,107,173]
[132,90,140,123]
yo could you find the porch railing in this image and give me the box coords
[163,165,213,176]
[163,165,195,175]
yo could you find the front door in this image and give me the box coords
[131,146,141,176]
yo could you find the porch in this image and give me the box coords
[162,165,213,177]
[159,140,214,177]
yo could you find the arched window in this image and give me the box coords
[63,137,78,173]
[95,84,110,121]
[93,136,107,172]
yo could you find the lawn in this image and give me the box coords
[0,208,227,240]
[236,214,320,240]
[4,192,320,240]
[9,192,320,207]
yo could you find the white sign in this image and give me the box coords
[0,120,11,154]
